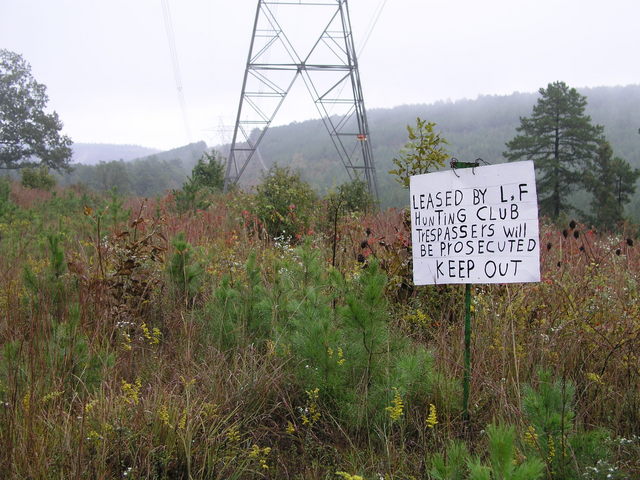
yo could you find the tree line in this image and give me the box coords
[2,48,639,230]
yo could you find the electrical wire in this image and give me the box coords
[160,0,192,144]
[357,0,388,57]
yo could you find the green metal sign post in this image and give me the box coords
[453,161,477,425]
[462,283,472,423]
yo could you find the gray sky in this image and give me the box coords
[1,0,638,151]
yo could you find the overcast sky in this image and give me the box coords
[1,0,638,151]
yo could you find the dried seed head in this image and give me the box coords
[557,261,562,267]
[569,220,577,230]
[357,254,366,263]
[360,240,369,249]
[616,249,621,256]
[573,230,580,239]
[626,238,634,247]
[562,230,568,238]
[546,242,552,251]
[579,246,585,252]
[365,227,372,237]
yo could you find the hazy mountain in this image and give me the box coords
[71,143,160,165]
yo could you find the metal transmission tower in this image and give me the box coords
[224,0,379,200]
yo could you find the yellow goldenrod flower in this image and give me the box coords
[426,403,438,428]
[158,404,171,427]
[122,331,132,351]
[226,425,241,443]
[249,445,271,470]
[140,322,162,345]
[85,399,99,413]
[266,339,276,356]
[524,425,538,447]
[87,430,102,442]
[547,436,556,461]
[178,410,187,430]
[586,372,604,385]
[302,388,321,426]
[336,471,365,480]
[41,390,64,403]
[121,378,142,405]
[337,347,346,366]
[286,421,296,434]
[202,402,219,418]
[385,387,404,422]
[151,327,161,345]
[102,422,113,434]
[141,322,151,340]
[180,376,196,388]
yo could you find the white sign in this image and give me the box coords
[410,161,540,285]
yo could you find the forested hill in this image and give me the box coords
[219,84,640,208]
[58,86,640,212]
[59,142,208,196]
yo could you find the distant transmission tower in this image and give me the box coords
[224,0,378,200]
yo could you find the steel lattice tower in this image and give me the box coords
[224,0,378,200]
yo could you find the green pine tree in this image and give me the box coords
[504,81,603,219]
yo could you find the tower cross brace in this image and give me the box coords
[224,0,379,201]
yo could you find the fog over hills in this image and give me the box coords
[64,85,640,212]
[71,144,160,165]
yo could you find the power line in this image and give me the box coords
[160,0,192,144]
[357,0,389,57]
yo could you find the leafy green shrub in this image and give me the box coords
[254,165,317,240]
[389,117,450,188]
[326,178,374,217]
[20,165,56,191]
[191,151,225,191]
[174,151,224,213]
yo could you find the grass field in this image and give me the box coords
[1,180,639,479]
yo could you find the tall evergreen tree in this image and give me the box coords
[584,141,639,230]
[504,81,603,219]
